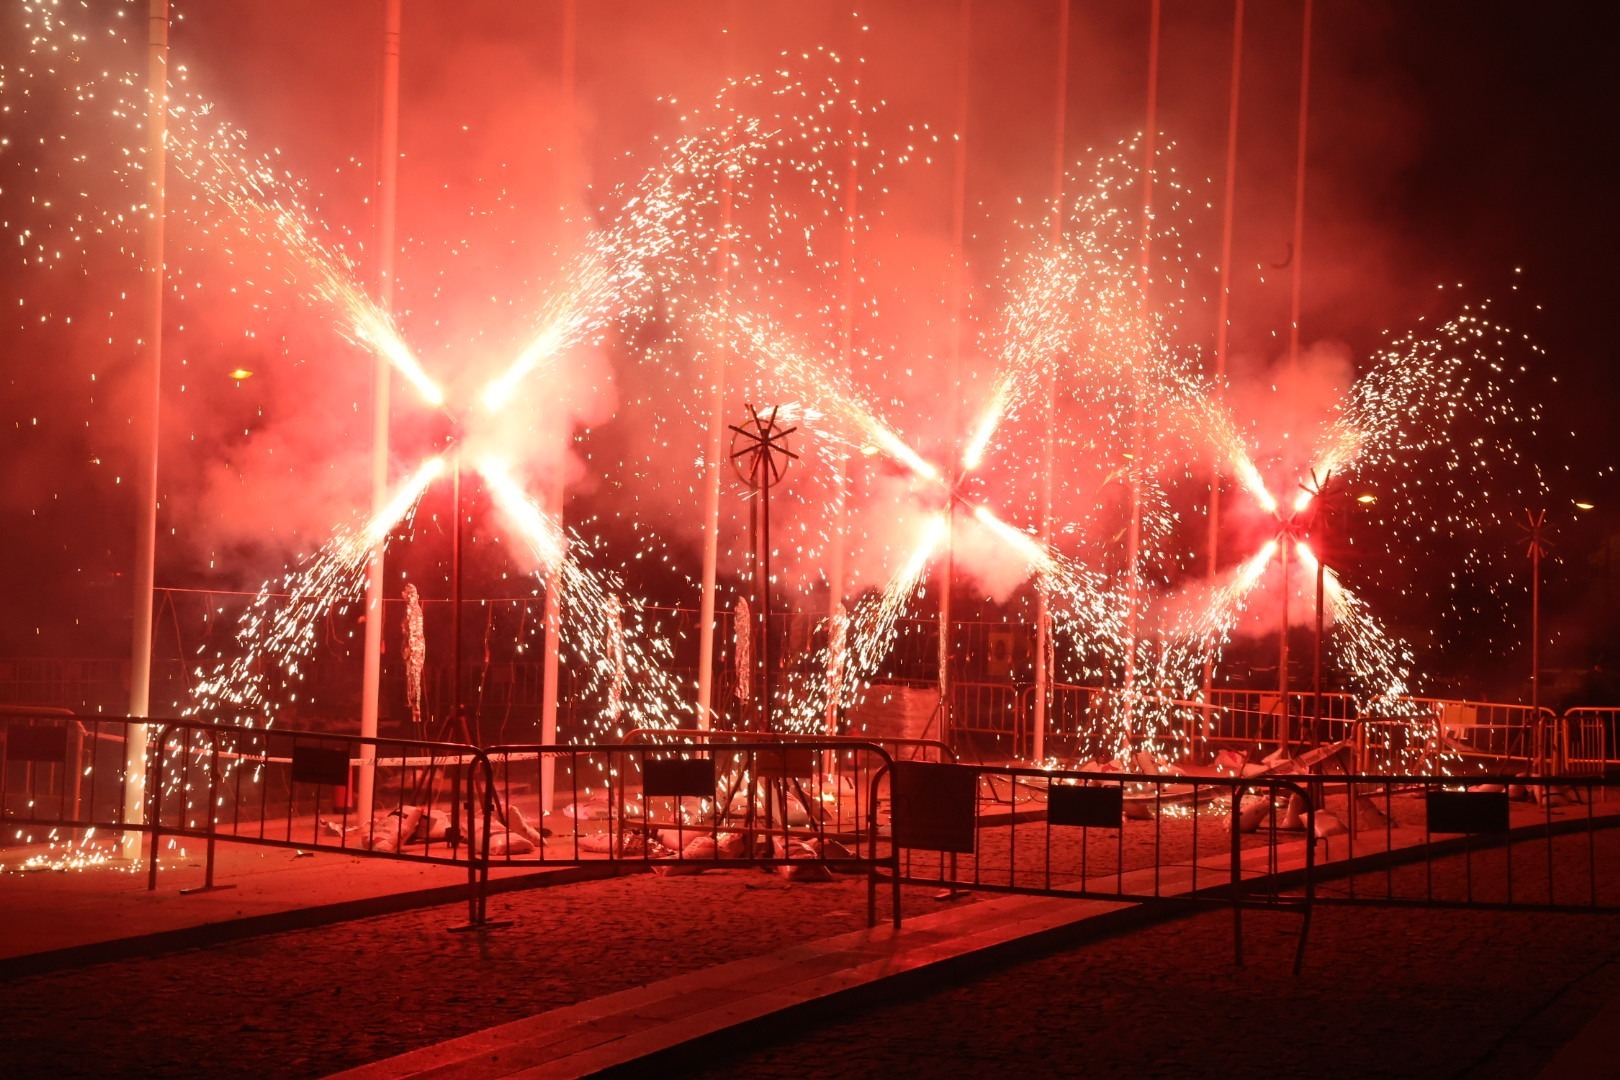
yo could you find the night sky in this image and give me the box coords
[1,1,1614,700]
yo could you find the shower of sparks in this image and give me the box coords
[182,457,442,732]
[483,466,691,765]
[0,0,1546,848]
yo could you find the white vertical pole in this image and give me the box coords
[697,0,741,731]
[1203,0,1245,725]
[1287,0,1313,374]
[1122,0,1162,742]
[539,0,577,810]
[124,0,169,862]
[824,15,863,738]
[1033,0,1070,765]
[938,0,972,743]
[358,0,401,825]
[1277,0,1313,754]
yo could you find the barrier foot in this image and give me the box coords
[448,920,513,934]
[179,883,237,896]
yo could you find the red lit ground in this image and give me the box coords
[2,830,1619,1076]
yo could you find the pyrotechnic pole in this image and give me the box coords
[1523,510,1548,770]
[357,0,401,827]
[937,0,972,743]
[1531,545,1540,714]
[1033,0,1071,764]
[452,443,464,736]
[1274,0,1312,759]
[697,0,740,731]
[1286,0,1313,369]
[1124,0,1162,729]
[1312,552,1324,745]
[825,16,862,738]
[538,0,577,812]
[124,0,169,862]
[1278,534,1291,754]
[1202,0,1245,717]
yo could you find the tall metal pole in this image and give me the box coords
[938,0,972,743]
[1531,544,1540,713]
[123,0,169,862]
[1278,534,1291,754]
[1276,0,1313,759]
[697,0,741,731]
[825,12,862,739]
[1312,555,1324,746]
[357,0,401,826]
[752,455,774,734]
[539,0,576,811]
[1287,0,1313,369]
[1525,509,1547,770]
[1032,0,1070,765]
[1203,0,1245,718]
[1125,0,1163,728]
[451,441,464,739]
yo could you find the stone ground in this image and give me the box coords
[7,853,1620,1078]
[686,899,1620,1078]
[0,869,962,1078]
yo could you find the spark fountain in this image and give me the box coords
[0,4,1552,875]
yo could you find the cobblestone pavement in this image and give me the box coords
[0,869,964,1078]
[687,856,1620,1079]
[7,816,1620,1077]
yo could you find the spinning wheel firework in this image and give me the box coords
[728,404,798,732]
[729,404,799,490]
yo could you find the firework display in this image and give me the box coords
[0,0,1583,849]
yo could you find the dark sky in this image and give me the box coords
[0,1,1613,687]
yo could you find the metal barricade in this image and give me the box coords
[1204,688,1359,753]
[1,709,149,855]
[1394,697,1553,771]
[145,720,496,925]
[623,726,955,764]
[483,736,901,927]
[1021,683,1107,762]
[1560,708,1618,776]
[877,763,1317,971]
[948,681,1023,758]
[1313,773,1620,911]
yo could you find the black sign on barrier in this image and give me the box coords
[1426,789,1510,834]
[644,756,715,799]
[290,745,350,788]
[1049,784,1124,829]
[891,761,977,854]
[4,723,69,763]
[752,746,816,779]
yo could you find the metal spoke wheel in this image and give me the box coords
[729,403,798,489]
